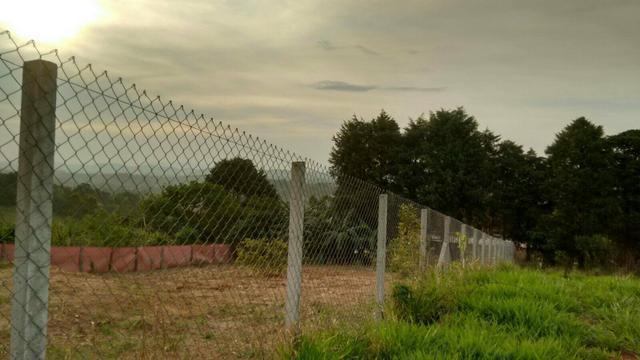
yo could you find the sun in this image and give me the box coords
[0,0,104,43]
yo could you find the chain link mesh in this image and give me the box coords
[0,31,514,358]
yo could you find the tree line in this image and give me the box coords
[329,108,640,269]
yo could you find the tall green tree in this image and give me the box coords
[491,141,547,247]
[206,157,278,199]
[543,117,620,267]
[0,172,17,207]
[329,110,402,229]
[400,107,497,224]
[607,129,640,266]
[329,110,402,190]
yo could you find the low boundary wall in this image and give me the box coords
[0,243,232,273]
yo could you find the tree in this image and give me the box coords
[141,182,244,244]
[0,172,17,207]
[206,157,279,199]
[303,195,376,265]
[491,141,547,248]
[329,110,402,190]
[399,107,497,224]
[607,129,640,267]
[543,117,620,268]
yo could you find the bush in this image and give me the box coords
[236,238,288,276]
[52,210,170,247]
[575,234,614,269]
[392,282,452,325]
[304,196,376,265]
[175,226,199,244]
[388,204,420,276]
[392,272,469,324]
[0,222,14,243]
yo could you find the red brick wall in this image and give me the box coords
[0,243,231,273]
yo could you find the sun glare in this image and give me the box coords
[0,0,104,43]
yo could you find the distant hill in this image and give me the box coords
[1,164,338,201]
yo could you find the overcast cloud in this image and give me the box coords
[2,0,639,163]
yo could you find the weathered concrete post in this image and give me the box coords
[419,208,429,270]
[489,237,494,265]
[284,161,305,333]
[480,234,486,265]
[437,217,452,269]
[376,194,388,320]
[460,223,467,267]
[11,60,58,360]
[472,228,479,262]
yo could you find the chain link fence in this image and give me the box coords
[0,31,515,358]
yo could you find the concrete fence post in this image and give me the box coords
[480,234,485,265]
[472,228,479,262]
[502,240,506,262]
[11,60,58,360]
[419,208,428,270]
[375,194,388,320]
[487,235,495,265]
[460,224,467,267]
[284,161,305,333]
[437,216,452,269]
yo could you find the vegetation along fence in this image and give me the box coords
[0,31,515,358]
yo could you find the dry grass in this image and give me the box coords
[0,263,378,359]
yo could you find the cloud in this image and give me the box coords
[352,44,379,55]
[316,40,379,55]
[309,81,446,93]
[317,40,337,51]
[385,86,447,93]
[4,0,636,164]
[310,80,376,92]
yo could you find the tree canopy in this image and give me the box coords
[206,157,279,199]
[329,109,639,269]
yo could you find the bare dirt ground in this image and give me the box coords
[0,263,378,359]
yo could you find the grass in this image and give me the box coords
[0,264,378,359]
[286,264,640,359]
[0,207,13,223]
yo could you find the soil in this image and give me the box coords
[0,264,378,359]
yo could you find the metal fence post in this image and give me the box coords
[284,161,305,333]
[11,60,58,359]
[437,216,451,269]
[419,208,428,270]
[375,194,388,320]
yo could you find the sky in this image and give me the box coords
[1,0,639,164]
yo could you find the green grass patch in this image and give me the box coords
[286,266,640,359]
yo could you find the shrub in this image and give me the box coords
[52,210,170,247]
[388,204,420,277]
[141,181,287,244]
[303,196,376,265]
[575,234,614,269]
[175,226,199,244]
[236,238,288,276]
[455,231,469,268]
[0,222,14,243]
[392,271,469,324]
